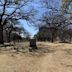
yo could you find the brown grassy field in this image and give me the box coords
[0,42,72,72]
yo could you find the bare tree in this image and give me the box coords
[36,12,70,42]
[59,28,72,43]
[31,0,71,42]
[0,0,36,44]
[4,23,27,42]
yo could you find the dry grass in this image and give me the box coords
[0,42,72,72]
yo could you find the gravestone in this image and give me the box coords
[29,39,37,51]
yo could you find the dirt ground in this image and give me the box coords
[0,42,72,72]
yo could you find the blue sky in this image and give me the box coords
[20,20,38,37]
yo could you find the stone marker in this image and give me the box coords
[29,39,37,51]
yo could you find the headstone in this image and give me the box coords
[29,39,37,51]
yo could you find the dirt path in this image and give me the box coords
[0,51,72,72]
[39,50,72,72]
[40,54,54,72]
[0,42,72,72]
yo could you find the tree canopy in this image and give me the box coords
[62,0,72,19]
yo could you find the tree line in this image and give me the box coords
[33,0,72,43]
[0,0,72,44]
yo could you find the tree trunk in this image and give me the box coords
[51,36,54,43]
[51,32,54,43]
[7,35,10,42]
[7,32,11,42]
[0,25,4,44]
